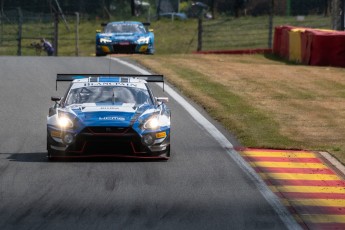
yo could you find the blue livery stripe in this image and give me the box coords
[98,77,121,82]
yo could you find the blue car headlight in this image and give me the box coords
[57,116,73,129]
[137,36,150,44]
[100,37,112,44]
[143,115,170,130]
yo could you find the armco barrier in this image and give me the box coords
[273,27,282,56]
[300,30,310,65]
[308,30,345,67]
[289,28,305,63]
[274,26,345,68]
[280,26,293,59]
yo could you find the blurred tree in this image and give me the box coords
[130,0,136,16]
[233,0,245,17]
[331,0,342,30]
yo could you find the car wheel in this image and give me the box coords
[47,148,54,161]
[96,52,106,57]
[47,134,59,161]
[146,49,154,55]
[164,146,171,159]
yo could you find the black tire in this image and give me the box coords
[47,134,61,161]
[47,148,54,161]
[164,146,171,159]
[96,52,106,57]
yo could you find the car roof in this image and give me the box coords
[72,76,147,84]
[108,21,142,26]
[70,77,148,90]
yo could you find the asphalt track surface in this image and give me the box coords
[0,56,289,230]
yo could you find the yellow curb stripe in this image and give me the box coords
[241,149,345,227]
[270,185,345,194]
[282,198,345,207]
[241,151,316,158]
[259,173,341,181]
[299,214,345,223]
[249,161,326,169]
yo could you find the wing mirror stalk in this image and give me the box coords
[156,97,169,106]
[51,96,61,108]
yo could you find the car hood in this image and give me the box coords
[100,32,143,41]
[66,103,153,127]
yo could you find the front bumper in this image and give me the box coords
[47,126,170,159]
[96,43,150,54]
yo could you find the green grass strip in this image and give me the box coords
[168,63,301,148]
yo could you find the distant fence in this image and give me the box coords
[0,9,88,56]
[0,8,54,56]
[197,15,332,52]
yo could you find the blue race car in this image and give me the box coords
[95,21,155,56]
[47,74,170,160]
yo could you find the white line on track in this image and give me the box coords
[109,56,302,230]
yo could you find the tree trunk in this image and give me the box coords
[210,0,216,19]
[130,0,135,16]
[331,0,342,30]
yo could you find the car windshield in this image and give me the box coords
[105,23,146,33]
[65,86,152,106]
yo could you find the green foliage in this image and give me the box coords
[179,1,189,12]
[291,0,328,15]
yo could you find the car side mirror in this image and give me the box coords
[156,97,169,104]
[51,96,61,108]
[51,96,61,102]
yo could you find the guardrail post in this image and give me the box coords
[17,7,23,56]
[197,17,203,51]
[341,0,345,30]
[0,13,2,45]
[268,0,274,48]
[53,12,59,56]
[75,12,79,56]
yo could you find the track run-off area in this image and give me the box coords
[239,148,345,229]
[0,56,343,230]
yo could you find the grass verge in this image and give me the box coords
[130,54,345,164]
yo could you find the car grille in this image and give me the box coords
[83,140,135,155]
[83,126,131,135]
[67,127,148,155]
[113,44,136,53]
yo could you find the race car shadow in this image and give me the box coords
[6,152,168,163]
[6,152,48,163]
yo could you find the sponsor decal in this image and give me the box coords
[99,116,125,121]
[88,82,137,87]
[155,132,166,139]
[100,107,119,110]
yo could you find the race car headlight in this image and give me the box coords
[100,38,112,43]
[137,37,150,44]
[57,116,73,129]
[144,117,159,130]
[143,115,170,130]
